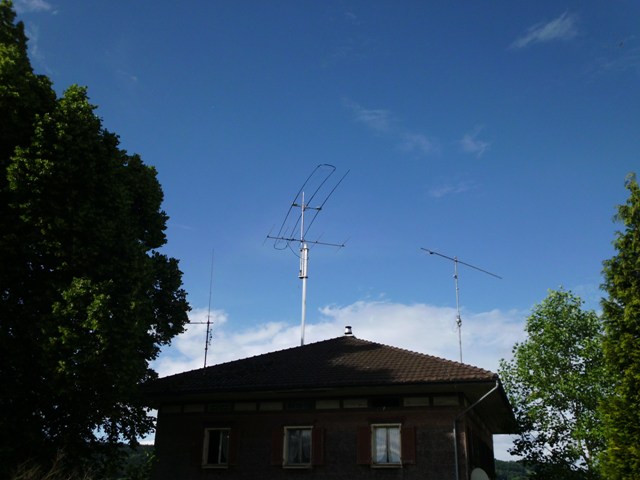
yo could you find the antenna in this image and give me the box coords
[421,248,501,363]
[187,249,216,368]
[204,249,214,368]
[268,164,349,346]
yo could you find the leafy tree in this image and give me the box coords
[600,173,640,479]
[0,1,190,475]
[495,459,531,480]
[499,289,606,479]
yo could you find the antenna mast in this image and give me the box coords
[187,249,217,367]
[204,249,214,368]
[421,248,501,362]
[268,164,348,346]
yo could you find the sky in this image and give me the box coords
[13,0,640,460]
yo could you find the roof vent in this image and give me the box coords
[344,325,353,336]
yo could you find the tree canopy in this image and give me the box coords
[0,1,190,475]
[499,289,606,479]
[600,173,640,479]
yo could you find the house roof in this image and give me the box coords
[144,335,498,397]
[144,335,517,433]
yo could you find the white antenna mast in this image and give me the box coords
[268,164,349,346]
[421,248,501,363]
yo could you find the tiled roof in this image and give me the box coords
[144,335,497,397]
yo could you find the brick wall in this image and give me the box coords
[152,395,493,480]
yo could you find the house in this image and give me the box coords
[143,329,516,480]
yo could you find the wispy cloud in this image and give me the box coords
[428,181,474,198]
[399,132,439,156]
[344,99,393,133]
[344,99,438,157]
[511,11,579,49]
[589,42,640,79]
[14,0,54,14]
[24,23,43,61]
[460,126,490,157]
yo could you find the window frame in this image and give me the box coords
[202,427,231,468]
[283,425,313,468]
[371,423,402,467]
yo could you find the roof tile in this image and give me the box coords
[144,336,496,396]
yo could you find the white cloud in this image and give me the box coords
[344,99,393,133]
[154,300,525,378]
[511,11,579,49]
[460,127,490,157]
[14,0,53,14]
[590,45,640,79]
[24,23,43,61]
[399,132,439,156]
[428,181,473,198]
[344,99,439,157]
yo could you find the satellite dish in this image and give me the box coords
[470,468,490,480]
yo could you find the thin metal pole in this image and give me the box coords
[204,249,214,368]
[300,243,308,346]
[299,193,308,346]
[453,258,462,362]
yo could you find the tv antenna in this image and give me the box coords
[188,249,215,368]
[421,248,501,363]
[268,164,349,346]
[203,249,215,367]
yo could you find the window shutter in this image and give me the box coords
[228,428,240,465]
[401,426,416,464]
[356,426,371,465]
[312,427,325,465]
[270,427,284,466]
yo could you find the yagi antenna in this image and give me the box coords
[268,164,349,346]
[421,248,501,363]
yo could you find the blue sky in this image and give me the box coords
[14,0,640,459]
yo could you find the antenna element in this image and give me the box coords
[421,248,501,362]
[204,249,214,367]
[268,164,349,346]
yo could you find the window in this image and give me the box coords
[357,423,415,466]
[203,428,230,467]
[284,427,312,467]
[372,424,401,466]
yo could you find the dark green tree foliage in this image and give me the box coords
[600,173,640,479]
[495,460,531,480]
[499,289,606,479]
[0,1,190,474]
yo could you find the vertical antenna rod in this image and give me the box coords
[421,248,501,362]
[268,165,348,346]
[204,249,214,368]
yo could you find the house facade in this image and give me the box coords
[143,333,515,480]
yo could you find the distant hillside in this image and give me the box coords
[495,459,530,479]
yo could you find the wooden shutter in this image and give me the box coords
[401,426,416,464]
[312,427,325,465]
[228,428,240,465]
[270,427,284,466]
[356,426,371,465]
